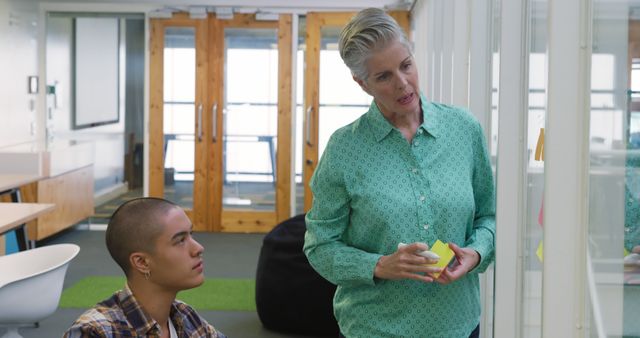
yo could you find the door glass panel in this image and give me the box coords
[523,1,546,337]
[318,26,371,158]
[163,27,195,209]
[223,28,278,211]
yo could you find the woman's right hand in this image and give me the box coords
[373,242,441,283]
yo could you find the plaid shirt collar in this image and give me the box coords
[117,284,161,336]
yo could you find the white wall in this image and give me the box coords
[46,15,127,194]
[0,1,126,195]
[0,0,39,148]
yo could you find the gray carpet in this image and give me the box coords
[6,227,333,338]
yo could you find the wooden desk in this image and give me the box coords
[0,175,44,252]
[0,202,54,254]
[0,203,55,235]
[0,174,42,193]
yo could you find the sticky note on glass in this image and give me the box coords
[427,240,456,279]
[536,240,544,263]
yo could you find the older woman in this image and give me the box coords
[303,8,495,338]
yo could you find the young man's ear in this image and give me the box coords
[130,252,150,274]
[353,75,371,95]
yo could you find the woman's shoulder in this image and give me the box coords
[318,115,375,166]
[328,114,369,143]
[427,101,481,128]
[429,102,477,121]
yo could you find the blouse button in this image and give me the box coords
[423,224,430,230]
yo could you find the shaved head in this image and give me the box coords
[105,197,179,276]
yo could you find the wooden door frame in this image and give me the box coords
[303,11,411,212]
[209,13,293,232]
[149,13,210,231]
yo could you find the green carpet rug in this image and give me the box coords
[60,276,256,311]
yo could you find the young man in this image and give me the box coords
[64,197,226,338]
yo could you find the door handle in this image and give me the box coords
[197,104,203,142]
[305,106,313,146]
[212,102,218,142]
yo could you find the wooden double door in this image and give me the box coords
[150,13,292,232]
[149,11,409,232]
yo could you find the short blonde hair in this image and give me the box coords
[338,8,412,80]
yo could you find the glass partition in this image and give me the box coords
[485,1,501,337]
[587,2,639,336]
[491,0,501,162]
[523,1,547,337]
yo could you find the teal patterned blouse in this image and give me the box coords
[625,153,640,252]
[304,94,496,338]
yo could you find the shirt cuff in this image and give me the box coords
[466,241,493,274]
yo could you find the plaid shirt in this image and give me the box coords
[63,285,226,338]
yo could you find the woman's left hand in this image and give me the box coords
[433,243,480,285]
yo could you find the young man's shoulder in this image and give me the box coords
[63,298,133,337]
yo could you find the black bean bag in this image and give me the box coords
[255,214,339,336]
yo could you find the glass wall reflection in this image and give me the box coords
[588,2,640,336]
[523,1,547,337]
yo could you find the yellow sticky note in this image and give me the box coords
[536,240,544,262]
[428,240,456,279]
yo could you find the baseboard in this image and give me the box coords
[94,182,129,207]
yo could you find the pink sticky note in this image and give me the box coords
[538,198,544,227]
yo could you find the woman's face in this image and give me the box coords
[354,39,420,118]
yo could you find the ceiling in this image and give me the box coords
[38,0,414,12]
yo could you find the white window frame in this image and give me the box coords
[494,0,529,336]
[541,0,590,336]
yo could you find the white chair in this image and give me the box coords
[0,244,80,338]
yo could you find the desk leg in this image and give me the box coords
[10,189,31,251]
